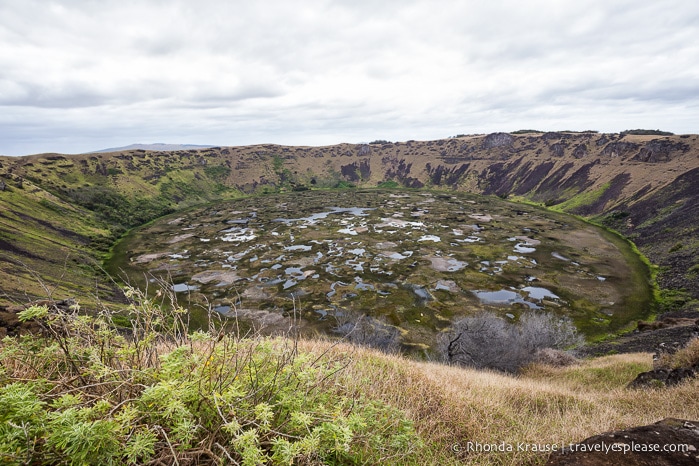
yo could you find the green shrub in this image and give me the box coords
[271,154,284,172]
[510,129,543,134]
[377,180,400,189]
[70,185,174,228]
[620,129,674,136]
[203,164,231,181]
[669,242,684,253]
[333,181,356,189]
[657,288,694,312]
[0,288,421,465]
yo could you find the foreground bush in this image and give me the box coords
[0,288,420,465]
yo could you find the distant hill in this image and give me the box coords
[92,143,215,153]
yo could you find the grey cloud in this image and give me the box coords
[0,81,112,108]
[1,0,699,155]
[597,82,699,104]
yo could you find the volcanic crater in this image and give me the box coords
[110,189,652,351]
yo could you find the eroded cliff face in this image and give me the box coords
[5,132,695,212]
[1,131,698,304]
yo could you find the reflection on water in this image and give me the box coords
[411,285,433,302]
[274,207,375,224]
[284,245,312,251]
[472,289,540,309]
[172,283,198,292]
[513,243,536,253]
[522,286,559,300]
[552,252,570,261]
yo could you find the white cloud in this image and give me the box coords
[1,0,698,155]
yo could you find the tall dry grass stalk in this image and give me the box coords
[298,339,699,465]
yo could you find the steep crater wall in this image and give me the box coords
[1,131,698,307]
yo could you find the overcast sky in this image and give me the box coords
[1,0,698,156]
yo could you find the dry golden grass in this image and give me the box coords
[298,339,699,465]
[656,337,699,370]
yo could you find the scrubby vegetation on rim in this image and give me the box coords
[0,287,420,465]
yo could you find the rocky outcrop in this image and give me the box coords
[627,367,696,389]
[546,418,699,466]
[425,162,470,187]
[572,144,588,158]
[0,299,78,338]
[614,167,699,299]
[482,132,514,149]
[633,140,690,163]
[357,144,371,156]
[580,313,699,357]
[601,141,639,157]
[383,157,424,188]
[542,131,570,142]
[549,142,567,157]
[340,159,371,182]
[637,317,699,333]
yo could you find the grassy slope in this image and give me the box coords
[0,151,242,306]
[0,177,117,305]
[299,340,698,465]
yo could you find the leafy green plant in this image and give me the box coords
[70,185,174,228]
[271,154,284,172]
[203,164,231,181]
[0,286,421,465]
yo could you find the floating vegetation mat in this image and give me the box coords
[110,189,652,351]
